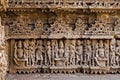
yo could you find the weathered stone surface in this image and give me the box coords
[1,1,120,80]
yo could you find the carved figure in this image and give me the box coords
[110,39,116,66]
[76,40,83,65]
[84,40,92,66]
[69,40,76,66]
[64,40,70,66]
[23,40,29,66]
[58,40,64,58]
[28,40,35,66]
[116,40,120,66]
[36,40,43,66]
[94,40,107,67]
[46,41,51,66]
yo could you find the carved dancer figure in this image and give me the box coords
[104,40,109,66]
[23,39,29,66]
[51,40,58,66]
[28,40,35,66]
[69,40,76,66]
[36,40,43,66]
[110,39,116,66]
[76,40,83,65]
[46,41,51,66]
[84,40,92,66]
[64,40,70,66]
[116,40,120,66]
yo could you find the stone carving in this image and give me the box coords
[0,50,7,80]
[46,41,51,66]
[7,16,43,35]
[75,18,84,35]
[110,39,116,66]
[28,39,36,66]
[47,17,73,38]
[94,40,107,67]
[69,40,76,66]
[85,20,112,35]
[116,40,120,66]
[23,40,29,66]
[2,0,120,75]
[35,40,43,66]
[76,40,83,66]
[0,23,7,79]
[84,40,92,66]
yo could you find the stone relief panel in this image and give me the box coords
[8,38,120,74]
[4,12,120,74]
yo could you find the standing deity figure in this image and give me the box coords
[58,40,64,58]
[64,40,70,66]
[69,40,76,66]
[104,40,109,66]
[46,41,51,66]
[14,40,24,66]
[110,38,116,66]
[28,40,35,66]
[35,40,43,66]
[84,40,92,66]
[51,40,58,66]
[23,39,29,66]
[76,40,83,66]
[116,40,120,66]
[94,40,107,67]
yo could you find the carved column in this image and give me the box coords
[0,16,7,80]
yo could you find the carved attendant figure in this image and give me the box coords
[23,39,29,66]
[116,40,120,66]
[36,40,43,66]
[85,40,92,66]
[110,39,116,66]
[76,40,83,65]
[58,40,64,58]
[47,41,51,65]
[64,40,70,66]
[69,40,76,66]
[28,40,35,66]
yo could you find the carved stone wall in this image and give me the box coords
[1,0,120,75]
[2,11,120,74]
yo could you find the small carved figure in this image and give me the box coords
[28,39,35,66]
[110,39,116,66]
[51,40,58,66]
[64,40,70,66]
[84,40,92,66]
[76,40,83,65]
[14,40,24,59]
[36,40,43,66]
[58,40,64,58]
[104,40,109,66]
[46,41,51,66]
[23,39,29,66]
[69,40,76,66]
[116,40,120,66]
[14,40,24,66]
